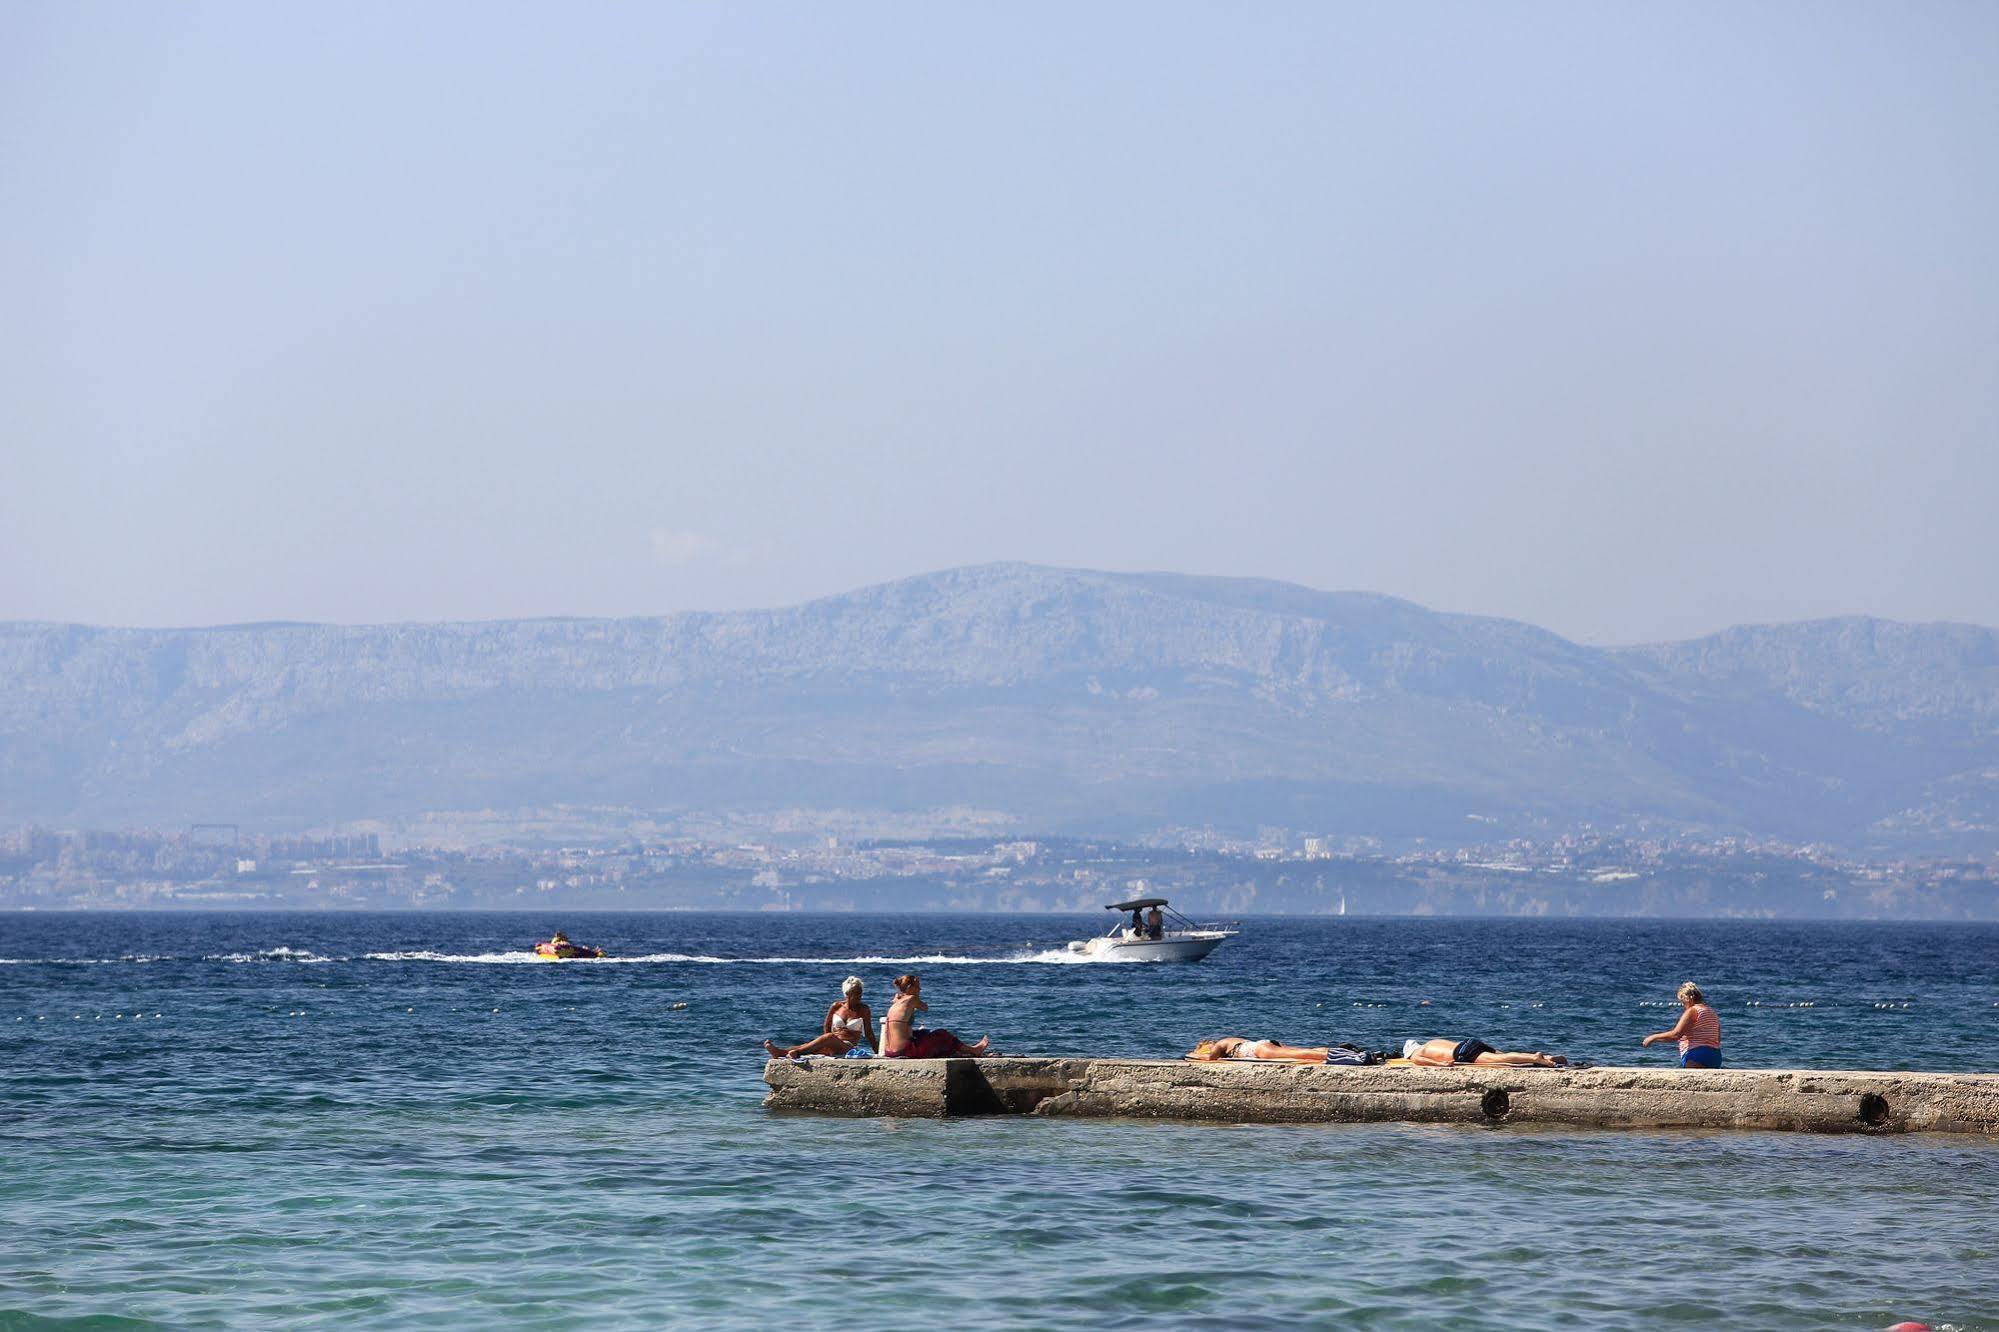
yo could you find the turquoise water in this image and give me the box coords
[2,913,1994,1329]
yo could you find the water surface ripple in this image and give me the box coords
[2,913,1994,1329]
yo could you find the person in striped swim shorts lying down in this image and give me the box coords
[1402,1038,1568,1067]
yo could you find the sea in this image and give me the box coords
[2,912,1994,1331]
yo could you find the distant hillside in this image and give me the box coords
[2,564,1995,850]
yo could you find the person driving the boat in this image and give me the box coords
[762,976,878,1060]
[535,930,604,959]
[880,973,990,1059]
[1145,905,1164,940]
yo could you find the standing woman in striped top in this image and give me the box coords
[1642,982,1723,1068]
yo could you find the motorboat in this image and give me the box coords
[1066,897,1239,962]
[533,938,605,961]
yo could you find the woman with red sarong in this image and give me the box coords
[880,973,990,1058]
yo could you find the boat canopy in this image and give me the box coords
[1106,897,1169,911]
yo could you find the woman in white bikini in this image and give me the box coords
[761,977,878,1059]
[1187,1037,1351,1063]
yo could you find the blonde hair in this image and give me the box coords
[1678,982,1705,1005]
[842,976,863,995]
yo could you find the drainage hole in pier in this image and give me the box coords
[1858,1093,1890,1127]
[1481,1088,1511,1122]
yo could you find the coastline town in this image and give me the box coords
[4,822,1992,919]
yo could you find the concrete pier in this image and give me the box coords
[763,1057,1999,1136]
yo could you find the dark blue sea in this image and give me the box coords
[3,912,1995,1330]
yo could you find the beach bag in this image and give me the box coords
[1323,1043,1381,1066]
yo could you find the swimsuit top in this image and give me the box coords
[1678,1004,1721,1054]
[831,1011,864,1036]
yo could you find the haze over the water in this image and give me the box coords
[4,4,1996,644]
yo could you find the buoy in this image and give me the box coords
[670,1001,689,1011]
[1886,1321,1931,1331]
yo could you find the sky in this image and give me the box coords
[2,2,1996,644]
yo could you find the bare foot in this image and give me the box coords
[967,1036,991,1056]
[762,1040,785,1058]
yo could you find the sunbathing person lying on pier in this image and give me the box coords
[1186,1037,1380,1065]
[1402,1038,1567,1068]
[880,973,991,1059]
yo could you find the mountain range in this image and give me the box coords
[3,563,1996,851]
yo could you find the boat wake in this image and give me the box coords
[0,947,1145,968]
[213,947,336,964]
[0,949,333,965]
[358,948,1137,966]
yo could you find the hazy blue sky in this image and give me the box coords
[4,3,1995,643]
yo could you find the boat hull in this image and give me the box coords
[1068,932,1234,962]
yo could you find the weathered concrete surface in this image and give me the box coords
[762,1057,1999,1135]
